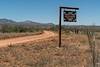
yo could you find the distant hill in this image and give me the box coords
[0,18,100,32]
[0,18,55,33]
[0,18,16,23]
[0,18,55,28]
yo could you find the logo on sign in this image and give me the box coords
[63,11,76,22]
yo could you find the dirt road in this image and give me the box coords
[0,31,56,47]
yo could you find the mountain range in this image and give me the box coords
[0,18,55,28]
[0,18,100,32]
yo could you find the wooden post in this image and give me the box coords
[59,7,62,47]
[87,31,96,67]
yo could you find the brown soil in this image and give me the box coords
[0,31,57,47]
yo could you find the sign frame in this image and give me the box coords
[59,7,79,47]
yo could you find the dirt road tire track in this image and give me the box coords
[0,31,56,47]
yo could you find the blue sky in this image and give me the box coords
[0,0,100,25]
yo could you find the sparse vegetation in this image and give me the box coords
[0,31,43,40]
[0,19,99,67]
[0,34,92,67]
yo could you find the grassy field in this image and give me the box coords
[0,33,93,67]
[0,31,43,40]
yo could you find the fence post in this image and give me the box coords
[87,30,96,67]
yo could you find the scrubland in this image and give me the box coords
[0,33,93,67]
[0,31,43,40]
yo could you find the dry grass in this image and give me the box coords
[0,34,93,67]
[0,31,43,40]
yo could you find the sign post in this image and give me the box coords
[59,7,79,47]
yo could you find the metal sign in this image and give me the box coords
[63,10,76,22]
